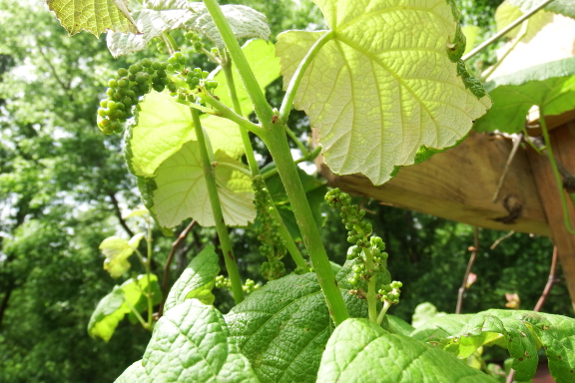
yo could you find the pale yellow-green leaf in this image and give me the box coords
[46,0,139,36]
[276,0,491,186]
[212,39,281,117]
[495,0,553,41]
[152,141,255,228]
[100,233,144,278]
[126,91,243,178]
[461,26,479,56]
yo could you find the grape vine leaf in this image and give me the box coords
[474,56,575,133]
[107,0,270,57]
[88,274,161,342]
[495,1,554,41]
[46,0,139,36]
[115,360,149,383]
[126,91,244,178]
[100,233,145,278]
[151,141,255,228]
[164,245,220,312]
[212,39,281,117]
[317,318,498,383]
[410,309,575,383]
[509,0,575,19]
[276,0,491,186]
[128,299,260,382]
[224,266,367,383]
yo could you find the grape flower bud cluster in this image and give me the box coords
[97,52,218,135]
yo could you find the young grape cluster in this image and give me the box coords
[325,188,402,305]
[252,176,287,281]
[97,52,218,135]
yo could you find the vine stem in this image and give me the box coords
[363,247,378,323]
[190,106,245,303]
[158,220,197,318]
[463,0,556,61]
[145,217,154,327]
[539,108,575,234]
[202,0,349,325]
[221,54,308,271]
[456,227,479,314]
[279,30,334,123]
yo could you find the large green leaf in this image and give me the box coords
[139,299,260,382]
[87,274,161,342]
[410,309,575,383]
[317,318,497,383]
[276,0,491,186]
[164,245,220,312]
[46,0,139,36]
[474,56,575,133]
[107,0,270,57]
[100,233,145,278]
[510,0,575,18]
[126,91,244,178]
[152,141,255,228]
[212,39,281,117]
[224,267,367,383]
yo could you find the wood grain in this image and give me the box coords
[315,130,551,236]
[527,123,575,309]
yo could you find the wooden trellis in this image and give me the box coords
[314,114,575,310]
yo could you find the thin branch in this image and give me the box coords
[490,231,515,250]
[493,133,523,203]
[456,227,479,314]
[157,220,197,317]
[463,0,557,61]
[534,246,559,312]
[37,47,74,102]
[107,192,134,238]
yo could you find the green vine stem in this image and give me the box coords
[221,53,308,271]
[363,247,378,323]
[145,217,154,327]
[376,300,392,325]
[124,293,149,329]
[279,30,334,122]
[202,0,274,125]
[463,0,556,61]
[202,0,349,325]
[263,128,349,325]
[539,107,575,234]
[190,106,245,303]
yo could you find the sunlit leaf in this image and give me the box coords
[474,56,575,133]
[510,0,575,19]
[46,0,139,36]
[276,0,491,185]
[152,142,255,228]
[100,233,145,278]
[164,245,220,312]
[107,1,270,57]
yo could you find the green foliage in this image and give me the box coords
[115,299,260,383]
[164,245,220,311]
[87,274,162,342]
[224,266,367,383]
[509,0,575,18]
[474,56,575,133]
[412,309,575,383]
[317,318,499,382]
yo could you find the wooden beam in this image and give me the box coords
[315,130,550,237]
[527,122,575,310]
